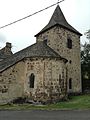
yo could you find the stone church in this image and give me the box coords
[0,5,82,103]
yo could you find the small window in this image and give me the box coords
[69,60,72,64]
[69,78,72,89]
[29,73,35,88]
[44,39,47,44]
[43,35,48,44]
[59,74,61,85]
[67,38,72,49]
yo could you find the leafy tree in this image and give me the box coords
[84,29,90,40]
[81,43,90,80]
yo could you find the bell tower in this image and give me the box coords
[35,5,82,93]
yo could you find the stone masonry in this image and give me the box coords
[24,58,67,102]
[0,57,67,103]
[0,61,25,103]
[36,26,82,93]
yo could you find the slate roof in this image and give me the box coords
[0,41,66,72]
[0,51,8,59]
[0,49,12,60]
[35,5,82,36]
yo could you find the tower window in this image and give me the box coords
[69,78,72,89]
[69,60,72,64]
[43,35,48,44]
[29,73,35,88]
[67,38,72,49]
[44,39,47,44]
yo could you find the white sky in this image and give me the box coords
[0,0,90,53]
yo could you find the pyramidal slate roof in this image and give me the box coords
[0,41,66,72]
[35,5,82,36]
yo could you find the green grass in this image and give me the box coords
[49,94,90,110]
[0,94,90,110]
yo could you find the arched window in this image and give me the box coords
[29,73,35,88]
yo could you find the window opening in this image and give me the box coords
[29,73,35,88]
[67,38,72,49]
[69,60,72,64]
[69,78,72,89]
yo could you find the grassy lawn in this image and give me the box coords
[0,94,90,110]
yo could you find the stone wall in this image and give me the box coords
[0,61,25,103]
[25,58,67,102]
[36,26,82,93]
[0,57,67,103]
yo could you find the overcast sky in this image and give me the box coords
[0,0,90,53]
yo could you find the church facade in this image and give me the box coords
[0,5,82,103]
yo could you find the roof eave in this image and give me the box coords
[35,24,82,37]
[0,56,62,73]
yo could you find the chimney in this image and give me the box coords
[6,42,12,48]
[5,42,12,55]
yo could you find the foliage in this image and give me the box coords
[84,29,90,40]
[81,43,90,80]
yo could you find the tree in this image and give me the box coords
[84,29,90,41]
[81,43,90,80]
[81,42,90,92]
